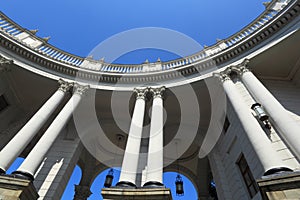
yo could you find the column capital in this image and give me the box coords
[74,185,92,200]
[0,55,13,66]
[134,87,149,100]
[213,72,231,83]
[0,55,13,72]
[58,79,73,93]
[150,86,166,99]
[73,83,90,96]
[229,59,251,75]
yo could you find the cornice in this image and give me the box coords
[0,0,299,87]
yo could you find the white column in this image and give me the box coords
[13,84,89,180]
[218,72,291,175]
[117,88,148,187]
[237,65,300,160]
[144,87,165,187]
[0,79,72,173]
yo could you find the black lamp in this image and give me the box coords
[104,168,114,188]
[175,174,184,196]
[251,103,271,129]
[104,134,124,188]
[174,140,184,196]
[251,103,268,121]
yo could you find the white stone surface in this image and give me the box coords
[222,76,288,173]
[210,78,300,200]
[241,71,300,160]
[34,133,82,200]
[0,89,66,171]
[16,89,84,176]
[119,92,146,185]
[145,93,164,184]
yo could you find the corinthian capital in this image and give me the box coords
[0,55,13,72]
[0,55,13,66]
[238,65,251,75]
[134,87,149,100]
[150,86,166,99]
[74,83,90,95]
[229,59,251,75]
[58,79,73,93]
[214,72,231,83]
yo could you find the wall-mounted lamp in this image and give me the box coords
[251,103,271,129]
[174,139,184,196]
[175,174,184,196]
[104,168,114,188]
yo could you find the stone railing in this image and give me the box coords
[0,0,296,77]
[0,13,84,67]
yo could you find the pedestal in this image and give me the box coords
[101,187,173,200]
[257,172,300,200]
[0,175,39,200]
[74,185,92,200]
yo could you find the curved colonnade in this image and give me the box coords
[0,0,300,199]
[0,0,298,89]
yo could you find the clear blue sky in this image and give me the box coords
[2,1,266,199]
[1,0,266,63]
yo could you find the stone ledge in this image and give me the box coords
[101,187,173,200]
[0,175,39,200]
[257,171,300,200]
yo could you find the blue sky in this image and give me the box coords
[2,1,266,199]
[1,0,266,63]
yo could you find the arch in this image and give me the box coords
[89,163,111,186]
[61,165,82,200]
[163,171,198,200]
[164,164,200,198]
[76,161,110,188]
[89,167,121,200]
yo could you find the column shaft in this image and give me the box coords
[144,87,165,187]
[240,69,300,159]
[117,88,147,187]
[220,74,290,175]
[0,80,70,172]
[14,84,88,179]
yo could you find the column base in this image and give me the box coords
[101,187,172,200]
[74,185,92,200]
[12,171,34,181]
[263,167,293,176]
[143,181,164,188]
[257,171,300,200]
[115,181,136,188]
[0,174,39,200]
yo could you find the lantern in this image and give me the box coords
[175,174,184,196]
[104,169,114,188]
[251,103,269,121]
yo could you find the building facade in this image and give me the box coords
[0,0,300,199]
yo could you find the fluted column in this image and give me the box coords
[217,72,291,175]
[236,64,300,160]
[13,84,89,180]
[117,88,148,187]
[0,79,72,173]
[144,86,165,187]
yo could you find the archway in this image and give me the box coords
[89,167,121,200]
[61,165,82,199]
[164,172,198,200]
